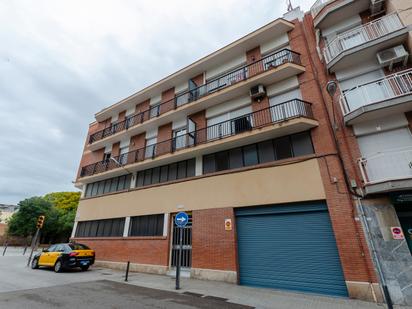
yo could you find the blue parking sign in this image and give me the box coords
[175,212,189,227]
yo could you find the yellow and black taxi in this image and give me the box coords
[31,243,95,273]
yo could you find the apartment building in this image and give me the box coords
[72,7,382,302]
[310,0,412,305]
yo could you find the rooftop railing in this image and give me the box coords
[339,69,412,115]
[88,49,301,144]
[323,13,404,64]
[80,98,313,177]
[359,147,412,184]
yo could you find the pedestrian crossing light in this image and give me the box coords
[36,215,45,229]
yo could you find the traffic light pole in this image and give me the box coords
[27,228,40,267]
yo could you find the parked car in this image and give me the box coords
[31,243,95,272]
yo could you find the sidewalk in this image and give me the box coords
[104,268,400,309]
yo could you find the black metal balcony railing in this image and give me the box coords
[88,49,302,144]
[80,99,313,177]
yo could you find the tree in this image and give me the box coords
[7,197,53,237]
[43,192,80,212]
[7,192,81,243]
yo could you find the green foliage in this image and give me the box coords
[7,197,52,237]
[43,192,80,211]
[7,191,80,242]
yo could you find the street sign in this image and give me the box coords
[391,227,405,240]
[225,219,232,231]
[175,212,189,227]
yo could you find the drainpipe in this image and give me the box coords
[356,198,393,309]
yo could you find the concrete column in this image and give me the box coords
[80,184,86,198]
[163,213,169,237]
[71,221,78,238]
[130,173,137,189]
[195,155,203,176]
[123,217,131,237]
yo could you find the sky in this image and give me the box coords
[0,0,313,205]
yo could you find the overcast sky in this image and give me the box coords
[0,0,313,205]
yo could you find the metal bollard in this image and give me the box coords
[125,261,130,282]
[2,242,8,256]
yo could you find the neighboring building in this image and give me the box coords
[0,204,18,224]
[310,0,412,305]
[73,1,412,303]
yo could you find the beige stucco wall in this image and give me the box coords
[76,158,326,221]
[387,0,412,54]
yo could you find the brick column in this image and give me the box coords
[287,13,378,297]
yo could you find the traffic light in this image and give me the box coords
[36,215,45,229]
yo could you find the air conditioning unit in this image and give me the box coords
[377,45,409,71]
[249,84,266,100]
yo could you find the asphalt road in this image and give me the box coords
[0,280,253,309]
[0,250,251,308]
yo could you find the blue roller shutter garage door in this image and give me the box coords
[235,202,347,297]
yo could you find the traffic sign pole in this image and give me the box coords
[174,211,188,290]
[176,226,183,290]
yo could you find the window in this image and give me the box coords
[129,214,164,237]
[150,103,161,119]
[97,181,105,195]
[103,152,111,162]
[119,146,129,165]
[229,148,243,169]
[168,163,177,181]
[75,218,125,237]
[177,161,187,179]
[84,174,132,198]
[145,137,157,159]
[203,154,215,174]
[202,131,314,174]
[291,132,314,157]
[243,144,258,166]
[152,167,160,184]
[274,136,292,159]
[135,159,196,188]
[258,140,275,163]
[215,151,229,171]
[173,127,187,150]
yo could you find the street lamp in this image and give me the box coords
[326,80,338,130]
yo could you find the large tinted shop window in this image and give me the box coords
[203,131,313,174]
[136,159,195,188]
[75,218,125,237]
[129,214,164,236]
[85,174,132,197]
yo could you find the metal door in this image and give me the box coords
[235,202,348,297]
[171,213,192,268]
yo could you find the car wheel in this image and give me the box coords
[31,258,39,269]
[54,260,63,273]
[80,265,89,272]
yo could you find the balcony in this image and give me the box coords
[323,13,407,72]
[88,49,303,147]
[311,0,383,29]
[359,147,412,194]
[339,69,412,124]
[80,99,316,179]
[311,0,334,19]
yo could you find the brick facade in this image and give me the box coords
[288,14,377,284]
[78,237,170,265]
[156,123,173,156]
[192,208,237,271]
[160,87,175,115]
